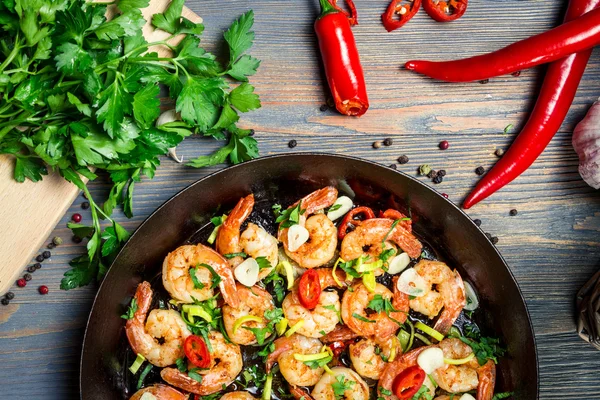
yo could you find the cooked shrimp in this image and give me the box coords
[279,187,338,269]
[320,324,359,343]
[341,218,422,260]
[282,268,345,338]
[409,260,466,334]
[378,346,432,400]
[216,194,255,267]
[223,284,275,345]
[432,338,496,400]
[349,335,401,380]
[162,243,239,307]
[311,367,370,400]
[161,331,243,396]
[129,384,188,400]
[220,392,257,400]
[341,279,409,338]
[240,222,278,279]
[125,282,191,367]
[266,334,325,387]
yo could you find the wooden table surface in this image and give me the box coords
[1,0,600,398]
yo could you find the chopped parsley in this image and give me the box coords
[379,388,392,396]
[352,313,376,323]
[331,375,355,400]
[459,335,506,365]
[272,204,282,217]
[198,263,222,289]
[379,247,396,264]
[224,252,247,259]
[303,354,333,369]
[120,298,138,320]
[275,201,305,228]
[175,357,187,372]
[211,216,224,227]
[244,307,283,345]
[256,256,272,269]
[262,270,287,305]
[189,267,206,290]
[327,203,342,213]
[411,384,433,400]
[492,392,513,400]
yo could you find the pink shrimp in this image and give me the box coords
[266,334,325,387]
[216,194,255,267]
[129,384,188,400]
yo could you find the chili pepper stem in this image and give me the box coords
[318,0,338,18]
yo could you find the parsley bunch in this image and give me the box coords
[0,0,261,289]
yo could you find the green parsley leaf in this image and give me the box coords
[132,84,161,129]
[224,252,247,259]
[276,201,305,228]
[198,263,222,289]
[492,392,513,400]
[352,313,376,323]
[151,0,185,33]
[256,256,272,270]
[224,10,255,65]
[230,82,261,112]
[228,55,260,82]
[189,267,206,289]
[120,298,138,320]
[331,375,355,400]
[13,155,48,182]
[175,357,187,372]
[410,384,433,400]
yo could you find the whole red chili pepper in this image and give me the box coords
[315,0,369,116]
[328,0,358,26]
[423,0,468,22]
[338,206,376,239]
[405,7,600,82]
[382,0,422,32]
[463,0,600,208]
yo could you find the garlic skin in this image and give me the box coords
[573,98,600,189]
[156,109,184,163]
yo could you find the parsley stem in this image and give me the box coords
[0,33,20,74]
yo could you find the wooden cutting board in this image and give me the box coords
[0,1,202,295]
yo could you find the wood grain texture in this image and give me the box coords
[0,1,202,296]
[1,0,600,399]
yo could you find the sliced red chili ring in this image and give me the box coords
[328,0,359,25]
[382,0,422,32]
[298,269,322,310]
[423,0,467,22]
[184,335,211,368]
[338,206,376,239]
[392,365,427,399]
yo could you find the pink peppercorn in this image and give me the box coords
[38,285,49,295]
[72,213,82,223]
[17,278,26,287]
[439,140,449,150]
[441,193,449,198]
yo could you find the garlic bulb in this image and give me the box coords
[573,98,600,189]
[156,109,183,163]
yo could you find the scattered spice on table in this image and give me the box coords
[510,209,518,216]
[479,79,489,84]
[53,237,63,246]
[373,141,382,149]
[383,138,393,146]
[319,104,329,112]
[438,169,447,177]
[512,70,522,77]
[42,251,51,259]
[475,166,485,176]
[433,175,443,184]
[38,286,49,295]
[72,236,83,244]
[495,148,504,157]
[419,164,432,175]
[485,232,492,239]
[491,236,499,244]
[427,169,437,178]
[34,263,42,270]
[389,164,398,170]
[47,242,55,249]
[398,155,409,164]
[439,140,449,150]
[441,193,449,198]
[72,213,82,223]
[24,273,32,282]
[17,279,26,288]
[1,298,8,306]
[473,219,482,227]
[82,202,90,210]
[35,254,44,262]
[27,265,37,273]
[5,292,14,300]
[288,140,297,149]
[503,124,514,134]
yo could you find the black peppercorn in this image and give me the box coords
[480,79,489,84]
[5,292,14,300]
[397,155,409,164]
[475,166,485,176]
[319,104,328,112]
[438,170,446,177]
[47,242,55,250]
[383,138,393,146]
[473,219,482,227]
[433,175,443,184]
[485,232,492,239]
[35,254,44,262]
[288,140,297,148]
[42,250,51,259]
[509,209,518,216]
[81,201,90,210]
[427,170,437,179]
[372,141,382,149]
[24,273,32,281]
[1,298,9,306]
[27,265,36,273]
[491,236,499,244]
[34,263,42,270]
[249,129,255,136]
[388,164,397,170]
[72,235,82,244]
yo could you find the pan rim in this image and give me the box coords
[79,152,539,399]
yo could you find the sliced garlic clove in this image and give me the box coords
[387,252,411,274]
[459,394,476,400]
[397,268,428,297]
[326,196,353,221]
[234,258,259,287]
[168,147,183,163]
[287,224,309,252]
[140,393,158,400]
[463,281,479,311]
[417,347,445,374]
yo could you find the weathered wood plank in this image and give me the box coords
[1,0,600,398]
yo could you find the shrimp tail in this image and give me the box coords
[161,368,206,395]
[219,272,240,308]
[390,222,423,259]
[125,281,152,355]
[321,324,359,343]
[289,385,314,400]
[298,186,338,215]
[216,194,255,265]
[433,270,466,335]
[476,361,496,400]
[266,336,294,373]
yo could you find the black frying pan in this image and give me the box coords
[80,153,539,399]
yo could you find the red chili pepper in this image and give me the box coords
[315,0,369,116]
[378,209,412,232]
[382,0,422,32]
[338,206,376,239]
[184,335,211,368]
[298,269,322,310]
[328,0,359,26]
[392,365,426,399]
[405,7,600,82]
[423,0,468,22]
[463,0,600,208]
